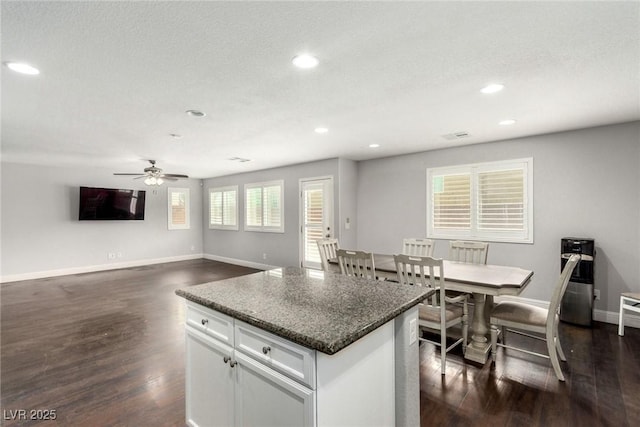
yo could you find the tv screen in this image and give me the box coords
[79,186,146,220]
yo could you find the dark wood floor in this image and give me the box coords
[1,259,638,426]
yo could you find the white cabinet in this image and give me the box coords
[235,352,315,426]
[185,327,234,427]
[183,301,402,427]
[184,302,315,427]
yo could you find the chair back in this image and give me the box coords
[336,249,376,280]
[449,240,489,264]
[394,254,444,307]
[548,254,581,324]
[316,238,339,271]
[402,238,435,257]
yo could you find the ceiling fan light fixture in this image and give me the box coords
[156,177,164,185]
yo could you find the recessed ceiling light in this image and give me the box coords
[292,54,319,69]
[314,127,328,134]
[499,119,517,126]
[5,62,40,75]
[369,144,380,148]
[480,83,504,94]
[186,110,206,117]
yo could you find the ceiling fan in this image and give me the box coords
[113,160,189,186]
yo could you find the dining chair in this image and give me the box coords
[618,292,640,336]
[316,238,340,271]
[489,254,581,381]
[448,240,489,264]
[336,249,376,280]
[394,254,468,375]
[402,238,435,257]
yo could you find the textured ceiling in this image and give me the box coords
[2,1,639,179]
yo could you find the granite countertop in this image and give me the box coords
[175,267,432,355]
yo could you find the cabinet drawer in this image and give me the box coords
[235,321,316,389]
[186,301,234,346]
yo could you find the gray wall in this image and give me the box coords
[3,123,638,317]
[356,121,640,315]
[1,162,203,279]
[202,158,342,268]
[338,158,358,249]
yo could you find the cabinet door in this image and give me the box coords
[234,351,315,427]
[186,327,235,427]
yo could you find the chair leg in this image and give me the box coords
[546,331,565,381]
[441,326,447,375]
[490,324,498,364]
[618,296,625,336]
[554,321,566,362]
[462,305,468,353]
[501,326,507,345]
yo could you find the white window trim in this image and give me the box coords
[209,185,239,231]
[168,187,190,230]
[244,180,285,233]
[426,158,533,244]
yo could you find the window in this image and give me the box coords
[244,180,284,233]
[209,186,238,230]
[426,158,533,243]
[168,188,190,230]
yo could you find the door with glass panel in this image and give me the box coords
[300,177,334,269]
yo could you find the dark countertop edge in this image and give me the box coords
[175,289,430,355]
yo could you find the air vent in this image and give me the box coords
[441,131,470,141]
[229,157,251,163]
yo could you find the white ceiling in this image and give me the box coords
[2,1,639,179]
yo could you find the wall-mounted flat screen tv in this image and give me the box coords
[79,186,146,220]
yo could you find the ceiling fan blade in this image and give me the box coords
[162,177,179,181]
[161,174,189,179]
[133,175,147,180]
[114,173,145,176]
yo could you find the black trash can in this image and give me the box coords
[560,238,595,326]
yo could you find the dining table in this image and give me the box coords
[330,253,534,364]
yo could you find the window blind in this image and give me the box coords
[246,187,263,227]
[209,187,238,229]
[168,188,190,230]
[427,158,532,243]
[263,185,282,228]
[304,187,324,264]
[432,173,471,230]
[478,169,524,230]
[244,180,284,232]
[171,191,186,225]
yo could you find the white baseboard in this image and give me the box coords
[1,253,204,284]
[494,295,640,329]
[203,253,276,271]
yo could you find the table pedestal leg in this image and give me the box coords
[464,292,492,364]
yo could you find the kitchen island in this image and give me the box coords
[175,267,432,427]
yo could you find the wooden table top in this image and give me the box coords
[330,253,533,295]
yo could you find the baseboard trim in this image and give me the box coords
[494,295,640,329]
[203,253,276,271]
[1,254,204,284]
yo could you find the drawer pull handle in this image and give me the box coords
[229,360,237,368]
[223,356,231,364]
[201,318,208,326]
[262,346,271,355]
